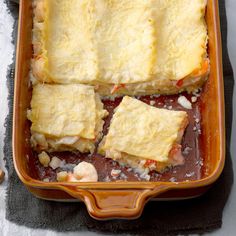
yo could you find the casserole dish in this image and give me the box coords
[13,0,225,220]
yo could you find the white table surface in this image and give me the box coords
[0,1,235,235]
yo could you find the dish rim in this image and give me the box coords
[12,0,225,219]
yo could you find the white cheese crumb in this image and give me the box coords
[38,151,50,167]
[56,171,68,182]
[185,172,195,178]
[191,96,197,103]
[183,147,192,155]
[150,100,155,106]
[168,105,172,110]
[195,118,200,123]
[120,173,128,180]
[49,156,62,170]
[154,172,159,178]
[178,96,192,109]
[43,178,49,182]
[104,176,111,182]
[192,88,202,97]
[193,127,197,131]
[196,159,204,166]
[169,177,177,182]
[140,171,151,181]
[144,174,151,181]
[111,169,121,177]
[127,168,133,172]
[26,109,31,119]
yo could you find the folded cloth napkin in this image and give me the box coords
[4,0,234,235]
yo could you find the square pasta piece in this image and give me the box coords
[151,0,209,87]
[28,84,108,153]
[99,96,189,174]
[32,0,98,84]
[95,0,155,84]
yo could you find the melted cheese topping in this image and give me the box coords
[45,0,98,83]
[95,0,156,84]
[103,96,188,162]
[32,0,208,90]
[152,0,208,80]
[29,84,97,139]
[40,0,155,84]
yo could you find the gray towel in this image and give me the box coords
[4,0,234,235]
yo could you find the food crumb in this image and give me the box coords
[169,177,177,182]
[111,169,121,178]
[150,100,155,106]
[183,146,192,155]
[178,96,192,109]
[150,94,160,99]
[49,156,62,170]
[120,173,128,180]
[38,151,50,167]
[104,176,111,182]
[43,178,49,182]
[112,161,117,167]
[192,88,202,97]
[140,171,151,181]
[191,96,197,103]
[0,169,5,184]
[196,159,204,166]
[185,172,195,178]
[57,171,68,182]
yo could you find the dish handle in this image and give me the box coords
[60,185,169,220]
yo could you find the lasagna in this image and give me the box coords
[99,96,189,173]
[27,84,108,153]
[32,0,209,95]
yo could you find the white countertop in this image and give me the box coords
[0,0,235,235]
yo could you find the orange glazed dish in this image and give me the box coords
[13,0,225,220]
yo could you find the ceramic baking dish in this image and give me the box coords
[13,0,224,220]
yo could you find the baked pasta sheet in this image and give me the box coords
[32,0,209,95]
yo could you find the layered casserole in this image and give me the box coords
[27,0,210,182]
[99,96,189,177]
[31,0,209,95]
[27,84,108,153]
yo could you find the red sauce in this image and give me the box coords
[28,93,203,182]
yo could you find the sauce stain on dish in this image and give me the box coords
[29,93,203,182]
